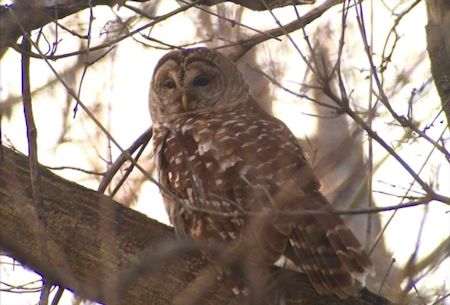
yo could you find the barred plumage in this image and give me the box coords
[149,47,374,298]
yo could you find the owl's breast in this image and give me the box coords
[151,102,318,254]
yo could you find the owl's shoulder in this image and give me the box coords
[153,100,308,165]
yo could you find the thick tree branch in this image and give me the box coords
[0,0,111,55]
[0,0,316,56]
[0,145,227,305]
[0,145,393,305]
[230,0,344,59]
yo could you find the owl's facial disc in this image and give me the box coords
[152,58,227,116]
[150,48,250,121]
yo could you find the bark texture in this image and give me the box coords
[0,145,393,305]
[426,0,450,128]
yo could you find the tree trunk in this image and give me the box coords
[426,0,450,128]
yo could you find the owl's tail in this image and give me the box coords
[286,193,375,298]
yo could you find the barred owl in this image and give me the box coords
[149,47,374,298]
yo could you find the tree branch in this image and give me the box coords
[230,0,344,59]
[0,0,317,56]
[0,145,393,305]
[0,0,108,55]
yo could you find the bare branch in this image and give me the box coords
[98,127,152,195]
[228,0,344,59]
[0,0,317,56]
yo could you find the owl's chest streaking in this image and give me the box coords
[152,101,318,251]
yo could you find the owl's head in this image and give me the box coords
[149,48,249,121]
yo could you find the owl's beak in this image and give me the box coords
[181,93,190,111]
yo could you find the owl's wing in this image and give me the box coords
[211,103,374,296]
[156,101,373,297]
[286,190,375,297]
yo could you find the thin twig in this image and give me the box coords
[353,0,449,162]
[44,165,105,176]
[9,0,201,60]
[74,2,95,116]
[50,285,65,305]
[378,257,395,295]
[20,32,49,270]
[401,204,430,301]
[368,125,447,256]
[432,292,450,305]
[366,0,374,252]
[249,65,341,111]
[8,7,198,222]
[38,281,52,305]
[98,128,153,196]
[379,0,422,73]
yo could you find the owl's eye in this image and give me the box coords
[162,79,176,89]
[192,74,210,87]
